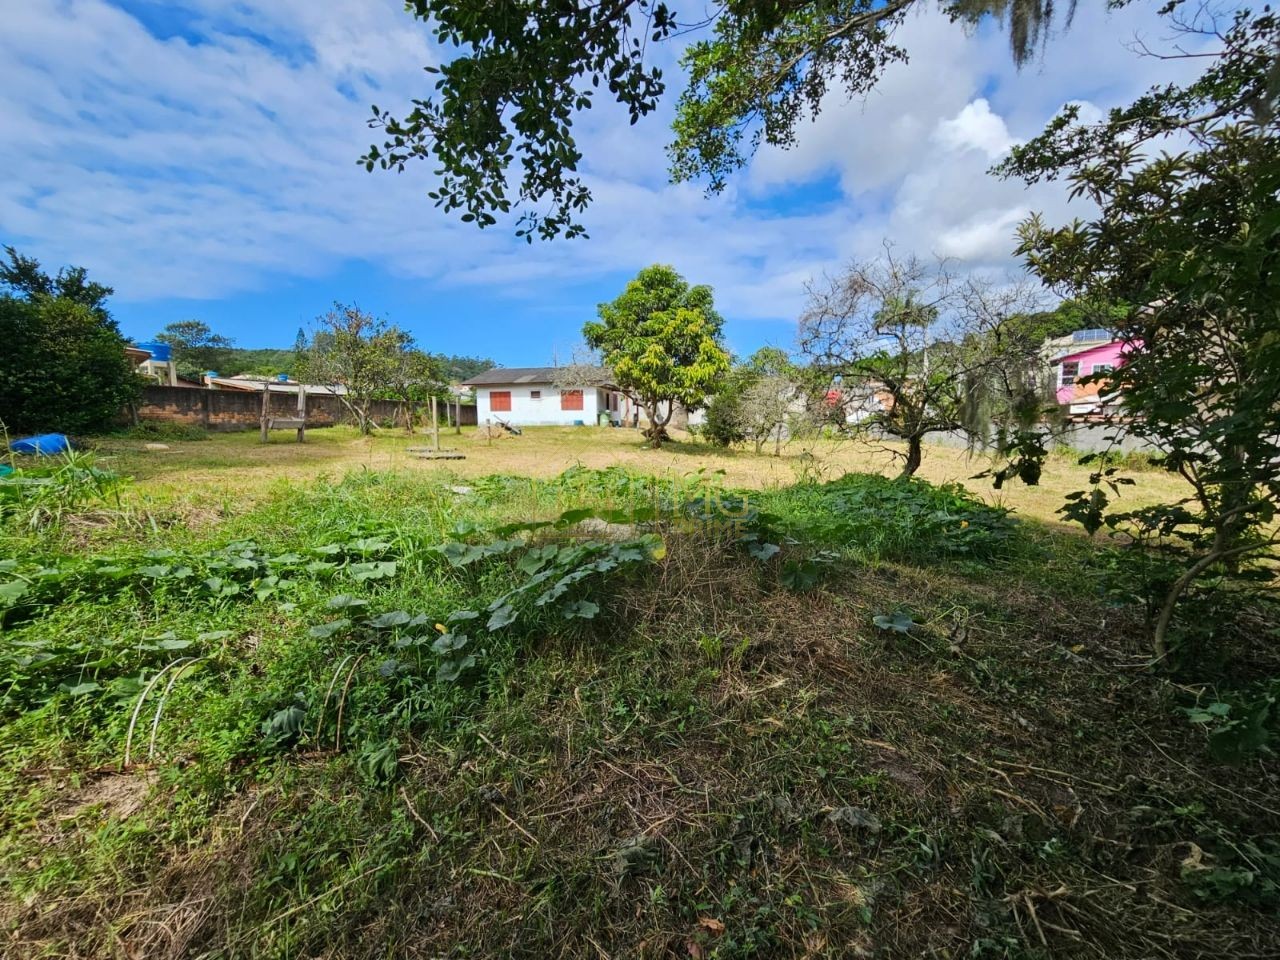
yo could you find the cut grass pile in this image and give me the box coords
[0,465,1277,959]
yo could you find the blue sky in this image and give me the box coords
[1,1,1197,365]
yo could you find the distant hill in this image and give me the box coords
[178,348,495,383]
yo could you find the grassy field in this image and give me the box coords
[87,424,1189,532]
[1,427,1276,959]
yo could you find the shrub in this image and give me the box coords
[114,422,211,442]
[0,296,141,436]
[762,473,1017,562]
[702,389,746,447]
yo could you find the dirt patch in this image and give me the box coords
[58,771,156,822]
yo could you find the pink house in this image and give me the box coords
[1053,338,1131,417]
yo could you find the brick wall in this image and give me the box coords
[132,386,477,431]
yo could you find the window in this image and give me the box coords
[1060,361,1080,386]
[560,389,584,411]
[1092,363,1114,375]
[529,390,541,399]
[489,390,511,412]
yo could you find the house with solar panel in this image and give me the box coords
[1043,328,1134,418]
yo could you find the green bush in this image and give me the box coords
[702,390,746,447]
[0,296,141,436]
[113,421,211,442]
[761,472,1018,562]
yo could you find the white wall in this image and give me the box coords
[476,385,603,426]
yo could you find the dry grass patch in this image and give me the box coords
[91,425,1190,532]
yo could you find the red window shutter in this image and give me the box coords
[560,389,583,411]
[490,390,511,412]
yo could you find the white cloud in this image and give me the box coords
[935,99,1015,159]
[0,0,1211,339]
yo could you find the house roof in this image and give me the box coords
[1043,328,1116,361]
[461,366,612,387]
[206,376,347,395]
[1055,340,1127,365]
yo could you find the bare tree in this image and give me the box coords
[299,304,403,435]
[800,250,1046,477]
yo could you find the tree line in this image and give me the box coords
[150,318,493,387]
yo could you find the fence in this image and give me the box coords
[130,386,477,432]
[922,422,1157,455]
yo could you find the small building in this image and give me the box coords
[1051,335,1131,418]
[462,367,623,426]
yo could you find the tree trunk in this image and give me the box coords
[899,435,923,478]
[644,402,671,449]
[774,422,783,457]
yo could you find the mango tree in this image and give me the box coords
[584,265,730,448]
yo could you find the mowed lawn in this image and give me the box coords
[92,424,1187,530]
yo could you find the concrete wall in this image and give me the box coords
[476,385,605,426]
[923,422,1157,455]
[133,386,476,431]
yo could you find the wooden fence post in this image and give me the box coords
[259,382,269,443]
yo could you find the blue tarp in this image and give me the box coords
[9,434,72,455]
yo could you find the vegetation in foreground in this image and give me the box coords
[1,463,1277,959]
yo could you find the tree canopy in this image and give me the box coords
[0,245,113,321]
[584,264,730,447]
[298,304,447,434]
[704,347,812,453]
[1002,2,1280,657]
[0,249,138,435]
[156,320,236,380]
[800,251,1046,476]
[363,0,1075,239]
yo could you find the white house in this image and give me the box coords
[463,367,623,427]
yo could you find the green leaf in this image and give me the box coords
[308,618,351,639]
[487,604,517,631]
[436,654,476,683]
[349,561,396,582]
[431,631,469,654]
[747,541,780,561]
[367,610,411,630]
[347,537,392,554]
[0,580,29,606]
[873,611,916,635]
[562,599,600,620]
